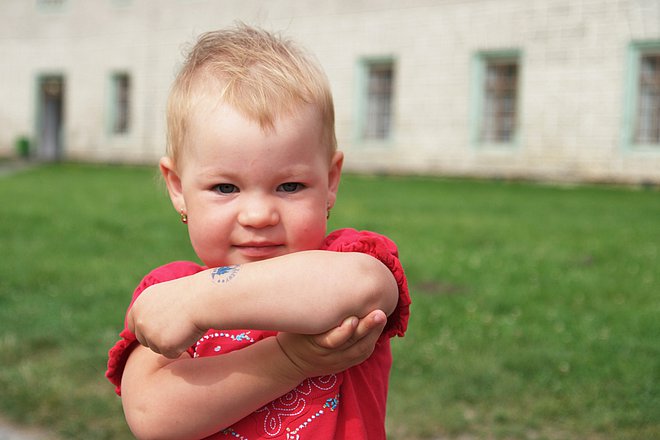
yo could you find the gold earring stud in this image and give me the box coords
[180,209,188,224]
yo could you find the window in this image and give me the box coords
[471,51,521,147]
[624,42,660,150]
[482,61,518,142]
[635,54,660,145]
[37,0,67,11]
[111,73,131,134]
[359,60,395,141]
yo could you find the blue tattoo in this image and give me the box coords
[211,265,241,284]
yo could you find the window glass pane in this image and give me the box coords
[113,74,130,134]
[635,54,660,145]
[481,60,518,143]
[364,63,394,140]
[37,0,66,10]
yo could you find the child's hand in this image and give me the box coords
[126,283,206,359]
[276,309,387,378]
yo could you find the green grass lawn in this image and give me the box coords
[0,163,658,439]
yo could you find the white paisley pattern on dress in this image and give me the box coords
[193,331,255,358]
[284,394,340,440]
[253,375,338,437]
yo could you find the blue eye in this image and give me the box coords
[277,182,304,193]
[214,184,239,194]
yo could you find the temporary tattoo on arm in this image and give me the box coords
[211,265,241,284]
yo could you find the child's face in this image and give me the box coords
[161,101,343,268]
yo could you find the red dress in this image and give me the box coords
[106,229,411,439]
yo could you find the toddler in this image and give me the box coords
[106,24,410,440]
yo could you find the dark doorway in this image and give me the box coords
[38,75,65,161]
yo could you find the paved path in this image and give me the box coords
[0,160,38,177]
[0,418,54,440]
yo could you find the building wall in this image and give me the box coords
[1,0,659,183]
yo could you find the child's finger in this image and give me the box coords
[339,311,387,363]
[313,316,358,349]
[349,310,387,343]
[315,310,386,350]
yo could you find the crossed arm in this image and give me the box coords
[121,251,399,440]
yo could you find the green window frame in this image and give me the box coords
[355,57,396,143]
[36,0,68,12]
[623,41,660,151]
[470,50,522,148]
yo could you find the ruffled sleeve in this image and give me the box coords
[322,228,411,339]
[105,261,205,395]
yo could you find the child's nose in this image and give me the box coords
[237,194,279,228]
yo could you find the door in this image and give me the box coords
[38,76,65,161]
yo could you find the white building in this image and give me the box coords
[1,0,659,183]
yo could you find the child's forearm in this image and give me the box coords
[190,250,398,334]
[122,339,304,440]
[127,250,398,359]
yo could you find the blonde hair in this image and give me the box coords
[166,24,337,165]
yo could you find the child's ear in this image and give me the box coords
[327,151,344,208]
[159,156,186,213]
